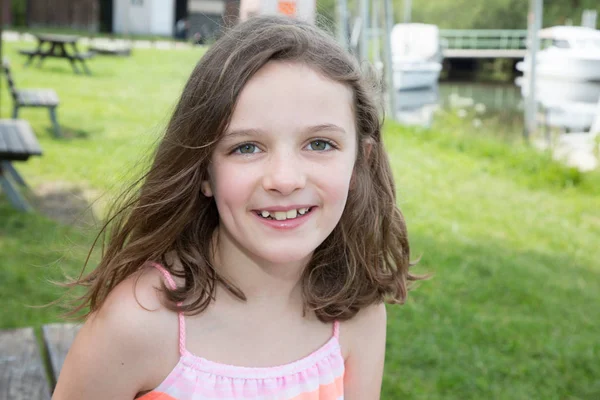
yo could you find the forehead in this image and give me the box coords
[227,61,356,136]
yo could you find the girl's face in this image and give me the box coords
[207,61,357,265]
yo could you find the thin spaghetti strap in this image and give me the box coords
[149,261,187,357]
[332,320,340,339]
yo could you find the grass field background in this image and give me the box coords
[0,41,598,399]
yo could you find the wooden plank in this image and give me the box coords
[40,90,59,105]
[0,127,7,154]
[1,124,26,157]
[42,323,81,387]
[0,120,42,160]
[18,49,38,56]
[16,90,59,107]
[88,45,131,56]
[13,121,43,156]
[18,90,35,105]
[35,34,79,44]
[0,327,51,400]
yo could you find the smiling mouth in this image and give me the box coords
[254,207,314,221]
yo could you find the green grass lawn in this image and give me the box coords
[1,41,599,399]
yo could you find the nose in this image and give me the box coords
[262,151,306,196]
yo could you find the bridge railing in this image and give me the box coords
[439,29,528,50]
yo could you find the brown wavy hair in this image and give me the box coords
[61,15,420,323]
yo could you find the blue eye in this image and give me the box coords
[308,140,333,151]
[234,143,259,154]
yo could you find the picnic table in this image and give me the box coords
[19,34,95,75]
[0,323,80,399]
[0,119,42,211]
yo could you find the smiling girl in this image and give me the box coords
[52,15,419,400]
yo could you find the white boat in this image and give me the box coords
[516,76,600,105]
[517,26,600,81]
[391,23,443,90]
[516,75,600,131]
[542,103,598,132]
[392,59,443,91]
[534,96,600,171]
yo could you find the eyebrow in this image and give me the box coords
[224,124,347,139]
[306,124,347,135]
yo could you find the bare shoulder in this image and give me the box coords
[339,303,387,358]
[339,303,387,399]
[52,266,180,399]
[103,264,176,315]
[91,265,177,347]
[345,303,387,328]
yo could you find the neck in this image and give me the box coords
[211,227,310,308]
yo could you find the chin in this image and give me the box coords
[254,245,316,265]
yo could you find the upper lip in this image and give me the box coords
[253,205,314,212]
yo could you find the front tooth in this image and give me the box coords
[274,211,287,220]
[261,211,270,218]
[286,209,297,219]
[298,208,307,215]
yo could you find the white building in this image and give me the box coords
[111,0,315,39]
[111,0,236,40]
[113,0,176,36]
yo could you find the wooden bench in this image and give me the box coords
[19,34,94,75]
[0,119,43,211]
[2,60,62,137]
[0,323,81,400]
[18,49,38,57]
[88,44,132,57]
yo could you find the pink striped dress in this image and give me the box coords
[137,263,345,400]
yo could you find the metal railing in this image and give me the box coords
[439,29,528,50]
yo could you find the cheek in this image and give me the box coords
[314,156,355,204]
[210,164,256,207]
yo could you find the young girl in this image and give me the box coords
[53,15,418,400]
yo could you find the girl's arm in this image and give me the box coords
[52,272,168,399]
[342,303,387,399]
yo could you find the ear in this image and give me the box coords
[201,180,213,197]
[362,138,374,163]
